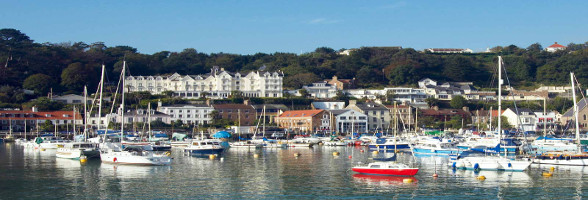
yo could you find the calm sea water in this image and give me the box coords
[1,143,587,199]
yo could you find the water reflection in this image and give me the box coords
[352,174,418,186]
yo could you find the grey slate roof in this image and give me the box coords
[353,102,388,111]
[563,98,588,117]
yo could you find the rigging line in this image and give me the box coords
[501,58,525,135]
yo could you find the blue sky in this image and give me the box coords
[1,1,587,55]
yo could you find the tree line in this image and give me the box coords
[1,28,588,108]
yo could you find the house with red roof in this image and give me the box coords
[545,42,566,52]
[0,107,82,133]
[275,109,330,132]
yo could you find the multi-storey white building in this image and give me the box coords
[125,67,284,99]
[157,104,214,126]
[303,81,338,99]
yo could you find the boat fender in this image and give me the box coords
[508,163,512,168]
[113,157,117,162]
[452,162,457,168]
[473,163,480,170]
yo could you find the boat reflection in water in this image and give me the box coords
[449,169,532,187]
[352,174,418,186]
[100,163,171,179]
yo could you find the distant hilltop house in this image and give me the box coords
[425,48,473,54]
[325,76,356,90]
[125,66,283,99]
[338,46,402,56]
[545,42,566,52]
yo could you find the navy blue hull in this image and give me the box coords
[185,148,224,156]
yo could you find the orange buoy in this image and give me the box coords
[113,157,117,162]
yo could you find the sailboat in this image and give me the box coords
[451,56,531,171]
[532,72,588,166]
[56,103,101,159]
[100,61,172,165]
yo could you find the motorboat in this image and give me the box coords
[367,137,411,151]
[352,161,419,176]
[184,139,225,156]
[412,139,460,155]
[30,136,68,149]
[56,142,100,159]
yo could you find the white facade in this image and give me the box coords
[125,67,283,99]
[303,81,338,99]
[330,109,368,133]
[157,104,214,125]
[383,88,427,103]
[312,101,346,110]
[501,108,536,132]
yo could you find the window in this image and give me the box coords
[187,115,191,118]
[584,115,586,121]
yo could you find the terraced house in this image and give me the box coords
[125,66,283,99]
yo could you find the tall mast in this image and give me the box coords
[262,105,266,137]
[98,65,105,134]
[84,86,87,141]
[73,105,76,136]
[148,103,152,141]
[498,56,502,140]
[571,72,580,144]
[120,61,126,144]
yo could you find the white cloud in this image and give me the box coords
[307,18,341,24]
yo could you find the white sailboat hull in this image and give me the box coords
[101,152,171,166]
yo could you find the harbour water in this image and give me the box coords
[1,143,588,199]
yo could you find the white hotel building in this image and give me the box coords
[125,67,284,99]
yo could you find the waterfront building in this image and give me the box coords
[252,104,289,124]
[502,108,536,132]
[561,98,588,131]
[125,66,283,99]
[157,103,213,126]
[328,109,368,134]
[385,104,414,129]
[0,107,82,133]
[212,102,256,126]
[346,100,390,131]
[110,108,172,126]
[275,109,330,132]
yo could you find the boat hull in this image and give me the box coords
[532,154,588,166]
[56,149,100,159]
[368,144,410,150]
[185,148,224,156]
[412,148,460,155]
[352,167,419,176]
[101,152,171,166]
[451,157,531,171]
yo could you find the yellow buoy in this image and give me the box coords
[542,172,553,177]
[372,151,379,155]
[403,178,414,183]
[79,156,88,164]
[550,167,555,172]
[209,154,217,160]
[333,152,340,156]
[253,153,260,158]
[477,176,486,181]
[41,148,46,151]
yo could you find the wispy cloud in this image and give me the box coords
[307,18,341,25]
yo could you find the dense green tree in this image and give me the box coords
[450,95,467,109]
[61,62,93,91]
[23,73,54,95]
[425,97,440,108]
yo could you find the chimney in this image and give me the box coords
[206,99,212,106]
[32,106,38,112]
[243,99,250,105]
[433,106,439,111]
[349,100,357,106]
[462,107,470,112]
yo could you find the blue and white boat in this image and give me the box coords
[529,136,577,154]
[368,137,411,151]
[457,137,518,154]
[184,139,225,156]
[412,139,460,156]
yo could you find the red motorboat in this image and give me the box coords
[352,162,419,176]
